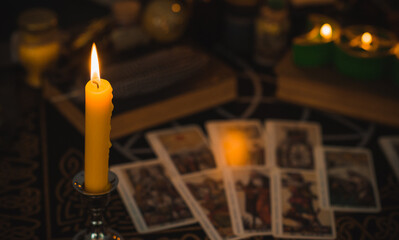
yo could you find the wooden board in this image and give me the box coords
[276,51,399,127]
[44,57,237,139]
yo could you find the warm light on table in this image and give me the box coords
[85,43,114,193]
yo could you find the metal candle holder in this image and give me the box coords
[72,171,124,240]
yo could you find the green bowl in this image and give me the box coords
[293,41,334,67]
[334,44,389,81]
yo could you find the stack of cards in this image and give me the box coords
[112,120,381,240]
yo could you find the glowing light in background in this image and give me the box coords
[320,23,332,40]
[171,3,181,13]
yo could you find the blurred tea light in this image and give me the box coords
[349,31,377,52]
[222,130,247,166]
[320,23,332,40]
[361,32,372,50]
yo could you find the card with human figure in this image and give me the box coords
[316,146,381,212]
[146,125,217,176]
[379,136,399,181]
[266,120,322,170]
[206,120,266,167]
[177,169,241,240]
[273,170,336,239]
[224,168,273,237]
[112,160,196,233]
[147,127,244,240]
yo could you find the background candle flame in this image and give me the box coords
[320,23,332,39]
[361,32,372,45]
[91,43,101,85]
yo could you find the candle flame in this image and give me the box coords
[320,23,332,40]
[361,32,372,45]
[91,43,100,86]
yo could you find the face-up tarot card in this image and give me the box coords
[178,169,242,240]
[112,160,196,233]
[317,147,381,212]
[147,127,244,240]
[274,170,336,239]
[379,136,399,181]
[206,120,266,167]
[225,168,273,237]
[146,125,217,176]
[266,120,322,170]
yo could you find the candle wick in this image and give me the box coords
[91,78,100,89]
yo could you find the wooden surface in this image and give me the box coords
[43,57,237,139]
[276,51,399,127]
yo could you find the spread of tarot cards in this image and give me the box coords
[111,120,381,240]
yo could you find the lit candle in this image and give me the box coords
[292,14,340,67]
[360,32,372,51]
[320,23,332,41]
[335,26,396,80]
[85,43,114,193]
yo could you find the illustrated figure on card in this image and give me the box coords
[324,150,378,209]
[277,129,314,169]
[277,171,335,238]
[235,170,271,232]
[282,173,321,229]
[185,173,235,239]
[266,121,322,170]
[126,164,192,226]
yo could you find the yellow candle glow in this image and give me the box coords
[320,23,332,40]
[85,43,114,193]
[361,32,373,50]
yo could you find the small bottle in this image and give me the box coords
[17,8,60,88]
[254,0,289,67]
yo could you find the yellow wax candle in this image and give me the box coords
[85,43,114,193]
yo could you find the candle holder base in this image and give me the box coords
[72,171,124,240]
[73,228,123,240]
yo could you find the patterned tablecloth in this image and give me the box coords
[2,70,399,240]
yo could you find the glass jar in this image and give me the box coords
[254,0,289,67]
[17,8,60,88]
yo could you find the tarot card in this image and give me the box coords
[379,136,399,181]
[177,169,242,240]
[274,170,336,239]
[111,160,196,233]
[317,147,381,212]
[266,120,322,170]
[146,125,217,176]
[225,168,273,237]
[206,120,266,167]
